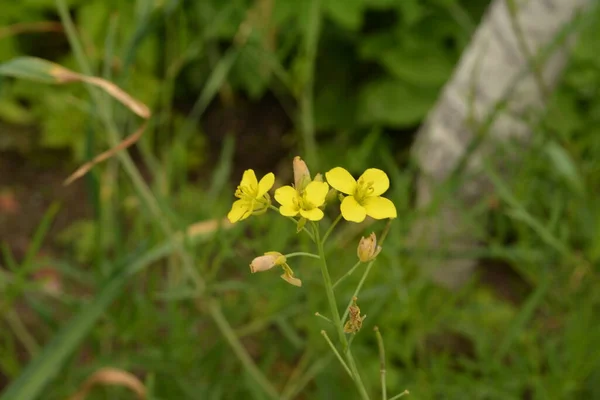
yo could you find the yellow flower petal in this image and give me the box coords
[274,185,297,207]
[257,172,275,197]
[240,169,258,190]
[363,196,397,219]
[300,207,324,221]
[326,167,357,195]
[359,168,389,197]
[340,196,367,223]
[280,273,302,287]
[280,205,299,217]
[227,199,252,223]
[304,181,329,207]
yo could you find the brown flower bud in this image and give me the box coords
[343,297,364,333]
[293,156,311,191]
[357,232,382,263]
[250,252,286,273]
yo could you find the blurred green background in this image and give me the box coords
[1,0,600,399]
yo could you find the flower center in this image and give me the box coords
[354,178,375,204]
[235,184,257,200]
[292,190,315,211]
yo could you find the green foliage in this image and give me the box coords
[2,0,600,399]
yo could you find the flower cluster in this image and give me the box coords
[227,156,397,286]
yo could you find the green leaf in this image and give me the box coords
[0,57,63,83]
[379,46,454,87]
[324,0,364,31]
[364,0,397,9]
[357,78,437,127]
[544,141,585,196]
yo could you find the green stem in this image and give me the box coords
[269,205,315,241]
[314,312,334,325]
[343,221,393,323]
[333,260,362,289]
[374,327,387,400]
[284,252,320,260]
[322,213,342,244]
[313,223,370,400]
[343,260,375,323]
[389,390,410,400]
[299,0,321,168]
[320,330,352,378]
[207,300,280,399]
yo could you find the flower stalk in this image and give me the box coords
[314,222,371,400]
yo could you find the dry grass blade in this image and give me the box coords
[0,21,64,39]
[63,122,147,186]
[0,56,152,185]
[186,217,233,237]
[67,367,146,400]
[49,66,151,118]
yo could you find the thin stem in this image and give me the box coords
[505,0,548,98]
[299,0,321,168]
[343,221,393,323]
[207,300,280,399]
[269,205,315,241]
[313,223,371,400]
[320,330,353,379]
[343,260,375,323]
[4,309,39,356]
[333,260,362,289]
[389,390,410,400]
[285,252,320,260]
[321,213,342,244]
[374,327,387,400]
[280,355,333,400]
[314,312,333,325]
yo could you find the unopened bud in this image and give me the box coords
[357,232,382,263]
[325,188,337,204]
[296,217,307,233]
[293,156,311,191]
[250,251,286,273]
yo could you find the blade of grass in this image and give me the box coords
[0,250,145,400]
[493,272,552,363]
[298,0,321,168]
[0,220,218,400]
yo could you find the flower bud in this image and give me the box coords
[343,297,364,333]
[325,188,337,204]
[250,251,286,273]
[357,232,382,263]
[293,156,311,191]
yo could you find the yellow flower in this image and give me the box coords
[325,167,397,223]
[274,181,329,221]
[227,169,275,223]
